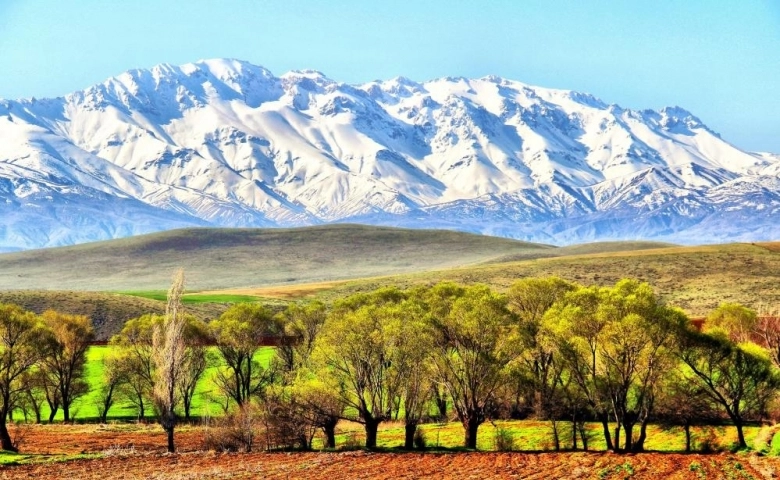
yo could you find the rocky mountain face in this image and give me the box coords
[1,58,777,251]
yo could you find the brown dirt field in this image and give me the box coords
[3,451,780,479]
[757,242,780,253]
[11,424,205,455]
[2,425,780,479]
[199,280,351,299]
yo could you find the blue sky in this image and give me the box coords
[1,0,779,152]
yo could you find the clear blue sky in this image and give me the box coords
[1,0,779,152]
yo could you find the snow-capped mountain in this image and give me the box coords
[1,58,778,251]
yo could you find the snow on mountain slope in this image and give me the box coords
[0,58,777,250]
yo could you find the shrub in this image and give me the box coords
[494,427,515,452]
[202,404,261,453]
[261,396,315,451]
[697,428,719,453]
[413,429,427,450]
[341,431,362,450]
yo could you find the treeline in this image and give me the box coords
[1,274,779,454]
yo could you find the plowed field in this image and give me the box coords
[4,450,780,479]
[1,424,779,479]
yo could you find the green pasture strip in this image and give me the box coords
[118,291,261,304]
[322,420,763,452]
[180,293,262,304]
[118,290,169,302]
[0,451,100,466]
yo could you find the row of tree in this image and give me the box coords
[1,273,778,454]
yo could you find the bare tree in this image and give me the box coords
[755,306,780,368]
[152,269,187,453]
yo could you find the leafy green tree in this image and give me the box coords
[274,301,344,448]
[706,302,757,344]
[678,329,780,449]
[312,293,406,449]
[178,317,213,421]
[276,301,328,376]
[95,352,125,423]
[544,285,614,449]
[506,277,576,448]
[0,304,47,451]
[289,374,345,448]
[426,284,517,449]
[654,368,719,452]
[210,303,280,407]
[110,313,162,418]
[385,298,434,449]
[545,280,686,452]
[39,310,95,422]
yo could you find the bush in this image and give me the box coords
[202,404,261,453]
[697,428,719,453]
[494,427,515,452]
[413,429,427,450]
[341,431,362,450]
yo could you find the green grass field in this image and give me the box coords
[121,290,262,304]
[28,346,277,422]
[327,420,764,453]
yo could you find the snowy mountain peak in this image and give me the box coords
[0,58,778,251]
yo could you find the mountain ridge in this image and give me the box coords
[1,58,778,250]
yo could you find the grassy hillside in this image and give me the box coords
[0,290,231,341]
[222,242,780,317]
[0,225,555,291]
[3,224,775,338]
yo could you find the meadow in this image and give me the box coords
[36,346,278,422]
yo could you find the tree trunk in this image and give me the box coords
[600,414,613,451]
[463,416,480,449]
[183,398,191,422]
[579,422,589,451]
[0,409,16,452]
[571,418,578,450]
[623,422,634,452]
[735,420,747,449]
[550,419,560,451]
[684,422,691,453]
[613,422,621,452]
[63,403,70,423]
[364,418,380,449]
[404,422,417,450]
[323,422,337,449]
[47,407,57,423]
[634,419,649,452]
[166,427,175,453]
[434,391,447,420]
